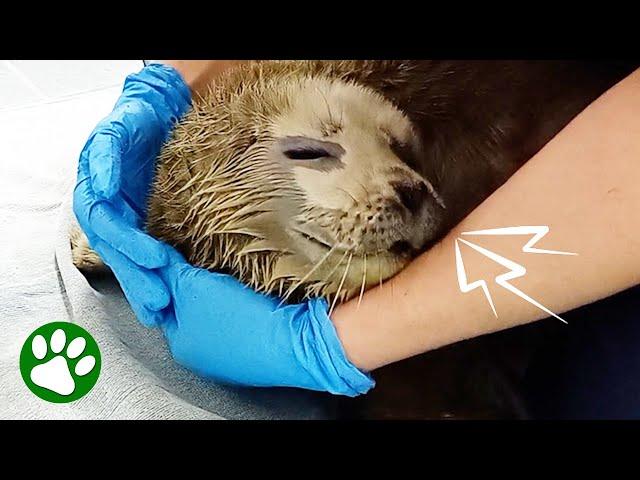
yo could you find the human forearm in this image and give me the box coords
[161,60,247,95]
[333,68,640,372]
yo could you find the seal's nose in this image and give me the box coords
[389,240,416,257]
[392,180,431,215]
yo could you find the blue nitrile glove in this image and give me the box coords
[73,63,374,396]
[73,64,192,327]
[156,247,375,397]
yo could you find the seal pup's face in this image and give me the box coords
[266,79,445,302]
[151,66,445,304]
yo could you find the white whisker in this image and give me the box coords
[330,253,353,316]
[321,248,351,287]
[357,253,367,309]
[278,244,337,306]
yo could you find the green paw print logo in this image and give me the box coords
[20,322,101,403]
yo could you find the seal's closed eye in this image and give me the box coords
[284,148,331,160]
[277,136,346,172]
[279,136,345,160]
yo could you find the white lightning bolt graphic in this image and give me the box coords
[461,226,577,256]
[455,226,577,323]
[455,239,497,317]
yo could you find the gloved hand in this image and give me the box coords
[73,63,192,327]
[156,247,375,396]
[73,63,374,396]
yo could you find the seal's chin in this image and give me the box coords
[287,225,411,301]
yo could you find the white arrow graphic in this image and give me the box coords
[455,226,577,324]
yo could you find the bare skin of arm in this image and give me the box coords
[333,68,640,373]
[162,60,247,95]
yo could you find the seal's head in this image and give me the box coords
[148,61,445,304]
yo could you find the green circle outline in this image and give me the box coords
[19,322,101,403]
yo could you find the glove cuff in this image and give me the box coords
[304,298,375,397]
[118,63,192,132]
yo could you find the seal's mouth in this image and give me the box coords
[285,224,413,303]
[290,227,336,251]
[290,225,406,259]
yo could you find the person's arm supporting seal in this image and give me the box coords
[332,67,640,373]
[72,62,375,397]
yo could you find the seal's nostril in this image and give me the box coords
[392,180,430,215]
[389,240,414,257]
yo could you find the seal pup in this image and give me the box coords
[72,60,638,418]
